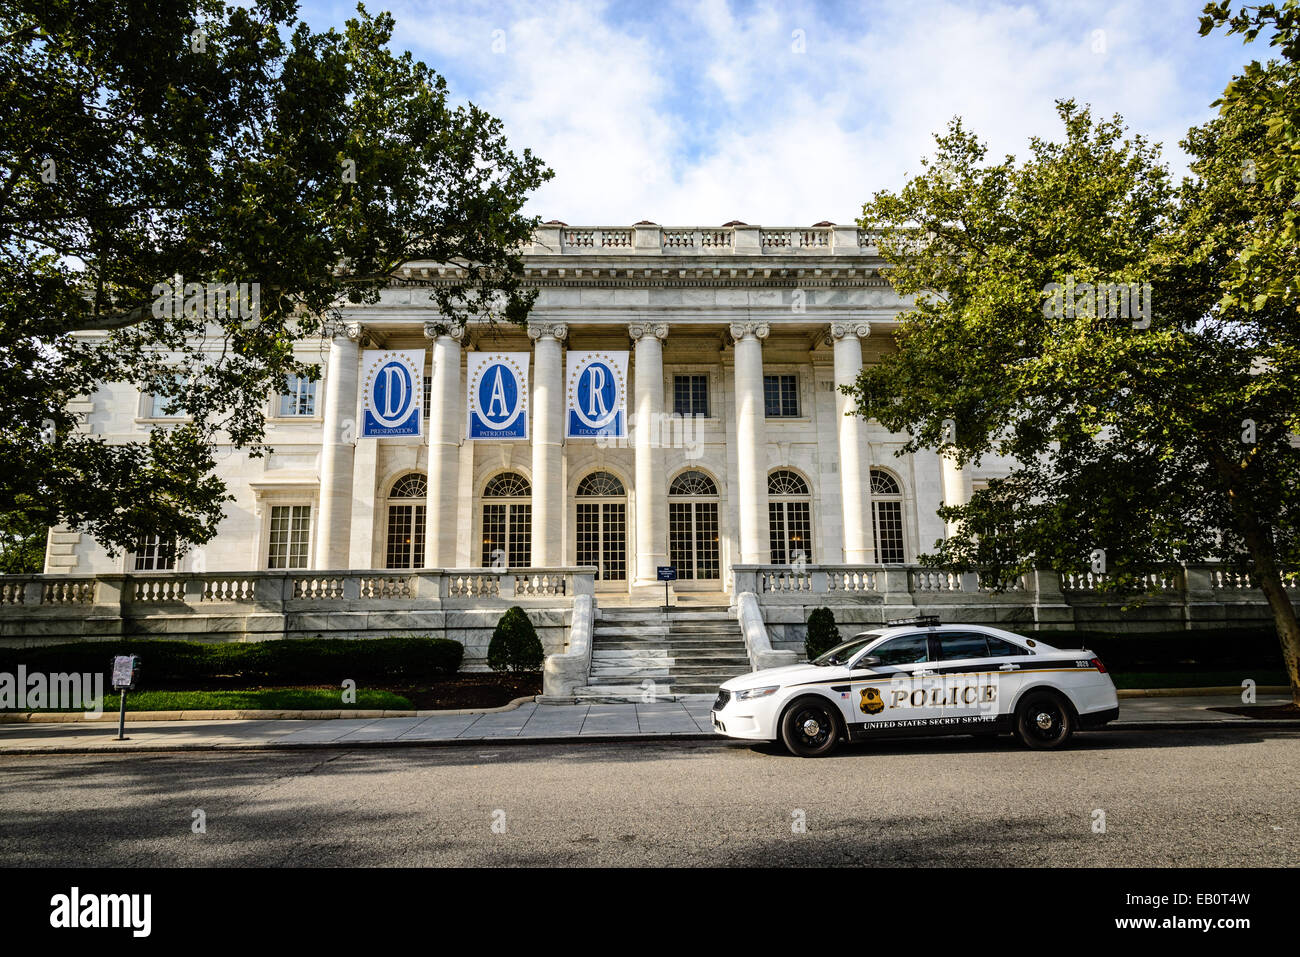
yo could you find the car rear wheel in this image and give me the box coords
[1015,690,1074,750]
[780,697,841,757]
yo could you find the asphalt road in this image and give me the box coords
[1,728,1297,866]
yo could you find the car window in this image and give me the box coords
[986,636,1030,657]
[812,633,882,666]
[865,634,930,666]
[936,633,990,660]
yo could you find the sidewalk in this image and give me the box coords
[0,694,1293,754]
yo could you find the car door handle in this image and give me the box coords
[999,664,1020,671]
[915,670,938,677]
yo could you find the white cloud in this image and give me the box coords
[371,0,1254,225]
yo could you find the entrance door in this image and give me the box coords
[575,471,627,585]
[668,470,720,583]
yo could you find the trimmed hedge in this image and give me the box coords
[487,606,544,673]
[0,636,463,685]
[1033,627,1282,672]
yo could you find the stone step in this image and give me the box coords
[591,649,750,661]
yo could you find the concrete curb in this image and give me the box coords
[0,695,539,723]
[1116,686,1289,698]
[1,721,1297,757]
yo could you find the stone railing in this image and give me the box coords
[733,563,1294,648]
[530,224,872,258]
[0,568,596,669]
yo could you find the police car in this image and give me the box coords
[711,617,1119,757]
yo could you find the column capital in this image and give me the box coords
[829,320,871,341]
[423,319,465,341]
[628,322,669,343]
[729,321,770,343]
[326,320,369,345]
[528,321,568,342]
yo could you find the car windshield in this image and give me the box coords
[812,633,882,666]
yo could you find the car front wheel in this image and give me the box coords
[780,697,842,757]
[1015,690,1074,750]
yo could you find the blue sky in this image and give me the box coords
[298,0,1267,224]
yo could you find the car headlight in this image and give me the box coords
[734,685,780,700]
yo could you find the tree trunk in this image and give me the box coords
[1252,562,1300,707]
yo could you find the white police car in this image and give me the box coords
[711,617,1119,757]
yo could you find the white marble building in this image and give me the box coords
[48,222,1009,598]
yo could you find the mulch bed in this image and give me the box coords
[1209,703,1300,720]
[393,673,542,710]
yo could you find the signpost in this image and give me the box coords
[656,566,677,611]
[111,655,140,741]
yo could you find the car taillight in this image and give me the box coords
[1090,656,1107,674]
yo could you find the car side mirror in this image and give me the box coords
[856,655,881,668]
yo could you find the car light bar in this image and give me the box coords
[886,615,942,627]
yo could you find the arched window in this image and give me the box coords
[576,471,626,497]
[668,470,720,580]
[482,471,531,568]
[574,472,627,581]
[870,469,905,564]
[385,472,427,569]
[768,469,812,565]
[669,470,717,496]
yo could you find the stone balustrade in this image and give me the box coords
[733,563,1295,652]
[0,568,596,670]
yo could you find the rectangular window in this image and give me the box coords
[672,375,709,417]
[146,373,188,419]
[769,501,812,565]
[267,505,311,569]
[278,375,317,417]
[763,374,799,417]
[873,500,905,564]
[385,504,426,569]
[423,375,432,418]
[133,536,177,571]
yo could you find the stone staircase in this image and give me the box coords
[578,605,753,700]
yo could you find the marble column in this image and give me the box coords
[831,322,874,563]
[314,321,363,569]
[630,322,669,582]
[730,321,770,565]
[940,448,974,538]
[424,320,464,568]
[529,322,567,567]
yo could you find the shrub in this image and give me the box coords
[487,606,544,673]
[805,607,841,660]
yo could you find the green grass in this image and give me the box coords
[1110,670,1288,690]
[13,688,414,713]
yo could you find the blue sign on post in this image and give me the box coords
[657,566,676,610]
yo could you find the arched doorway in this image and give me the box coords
[668,470,720,580]
[574,471,627,584]
[768,469,812,565]
[385,472,427,569]
[482,471,531,568]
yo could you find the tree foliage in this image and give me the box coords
[852,93,1300,701]
[1,0,550,556]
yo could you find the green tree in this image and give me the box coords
[1,0,550,557]
[0,502,47,573]
[804,607,840,661]
[486,606,544,674]
[850,99,1300,705]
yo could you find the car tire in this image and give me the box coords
[1015,690,1074,750]
[780,697,842,757]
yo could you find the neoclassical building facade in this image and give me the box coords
[48,222,1009,597]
